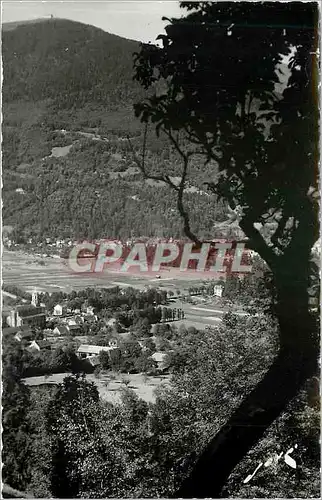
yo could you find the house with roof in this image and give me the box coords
[77,344,120,363]
[106,317,117,327]
[53,325,70,336]
[3,325,31,337]
[86,355,101,367]
[26,340,51,353]
[15,330,34,342]
[53,304,69,316]
[83,314,97,323]
[43,328,54,336]
[213,284,224,297]
[3,326,20,336]
[67,315,84,326]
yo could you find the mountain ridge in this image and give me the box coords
[2,17,139,42]
[2,18,143,106]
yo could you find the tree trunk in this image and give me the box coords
[175,270,318,498]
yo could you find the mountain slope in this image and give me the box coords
[2,18,143,107]
[2,18,147,168]
[2,19,225,241]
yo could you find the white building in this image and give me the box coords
[213,285,224,297]
[77,345,120,365]
[53,304,67,316]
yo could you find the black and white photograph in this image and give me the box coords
[1,1,320,498]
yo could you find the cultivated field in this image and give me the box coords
[3,249,225,293]
[3,249,227,325]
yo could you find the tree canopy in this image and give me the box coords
[134,1,319,496]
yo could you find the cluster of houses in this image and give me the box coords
[3,291,169,371]
[3,320,121,366]
[3,321,121,367]
[3,325,51,352]
[3,319,168,371]
[3,291,105,353]
[3,283,192,374]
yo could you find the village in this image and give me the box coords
[2,280,229,389]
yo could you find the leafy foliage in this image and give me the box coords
[3,310,319,498]
[133,2,319,496]
[2,339,32,489]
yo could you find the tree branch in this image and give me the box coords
[128,126,201,244]
[239,215,278,270]
[127,128,179,190]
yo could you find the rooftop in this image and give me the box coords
[77,344,118,355]
[16,331,33,339]
[54,325,70,335]
[29,340,51,349]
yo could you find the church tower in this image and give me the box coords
[32,291,39,307]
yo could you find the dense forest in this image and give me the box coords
[2,18,143,106]
[3,132,226,240]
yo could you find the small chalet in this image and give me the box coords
[213,285,224,297]
[15,330,34,342]
[53,304,67,316]
[86,306,95,316]
[27,340,51,353]
[53,325,70,336]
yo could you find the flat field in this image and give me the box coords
[3,249,226,325]
[23,372,171,404]
[2,248,223,293]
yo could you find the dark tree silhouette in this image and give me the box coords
[133,2,319,497]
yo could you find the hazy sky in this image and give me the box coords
[2,1,183,42]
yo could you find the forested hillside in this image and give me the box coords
[3,131,226,240]
[3,18,225,240]
[3,18,142,106]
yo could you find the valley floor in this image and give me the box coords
[3,248,228,327]
[23,371,170,404]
